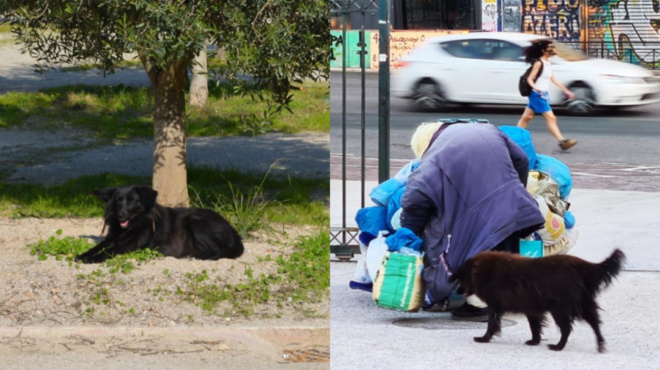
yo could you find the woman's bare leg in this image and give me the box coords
[517,107,535,129]
[541,110,565,141]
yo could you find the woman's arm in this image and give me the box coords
[550,73,575,100]
[526,61,543,92]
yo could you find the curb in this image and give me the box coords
[0,326,329,346]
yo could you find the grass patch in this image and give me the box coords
[29,229,94,261]
[0,168,328,234]
[188,166,329,232]
[28,228,162,274]
[0,81,328,137]
[0,24,12,33]
[0,173,146,218]
[179,230,329,317]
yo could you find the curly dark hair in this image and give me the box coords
[522,39,553,64]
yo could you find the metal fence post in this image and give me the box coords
[378,0,391,184]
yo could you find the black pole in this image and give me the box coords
[341,3,348,244]
[359,26,366,209]
[378,0,391,184]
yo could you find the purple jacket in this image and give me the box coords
[400,123,544,302]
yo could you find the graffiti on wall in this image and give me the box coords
[587,0,660,67]
[330,30,372,69]
[482,0,499,31]
[503,0,523,32]
[521,0,581,42]
[370,30,468,69]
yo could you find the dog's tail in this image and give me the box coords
[595,249,626,291]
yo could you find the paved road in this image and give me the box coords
[330,72,660,191]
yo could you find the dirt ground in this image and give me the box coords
[0,217,329,328]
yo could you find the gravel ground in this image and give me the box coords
[0,217,328,328]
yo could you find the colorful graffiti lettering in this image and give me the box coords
[369,30,468,69]
[609,0,660,64]
[522,0,581,42]
[330,34,343,62]
[587,0,660,68]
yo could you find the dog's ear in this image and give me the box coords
[92,188,117,203]
[135,186,158,211]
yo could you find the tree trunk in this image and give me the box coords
[189,43,208,108]
[142,57,190,207]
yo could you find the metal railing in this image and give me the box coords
[330,0,379,260]
[577,41,660,70]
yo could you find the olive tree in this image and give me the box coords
[0,1,329,206]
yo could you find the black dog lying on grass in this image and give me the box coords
[75,185,244,263]
[449,249,625,353]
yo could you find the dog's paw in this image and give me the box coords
[547,344,564,351]
[473,336,491,343]
[598,344,606,353]
[74,254,100,264]
[525,339,541,346]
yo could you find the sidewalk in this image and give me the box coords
[331,180,660,369]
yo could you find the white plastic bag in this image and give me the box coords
[366,231,390,282]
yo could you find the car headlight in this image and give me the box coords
[601,75,646,84]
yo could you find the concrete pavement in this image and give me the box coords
[330,180,660,369]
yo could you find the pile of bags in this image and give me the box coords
[353,126,578,289]
[499,126,578,257]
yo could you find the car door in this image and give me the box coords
[474,40,529,104]
[437,39,495,103]
[438,39,528,103]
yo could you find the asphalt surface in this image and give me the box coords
[0,130,329,184]
[330,71,660,176]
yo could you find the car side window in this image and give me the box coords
[440,40,522,61]
[488,41,523,61]
[439,40,486,59]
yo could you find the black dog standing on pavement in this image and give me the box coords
[75,185,244,263]
[448,249,625,353]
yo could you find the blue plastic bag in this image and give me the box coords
[369,178,405,207]
[355,206,389,237]
[499,126,536,170]
[386,186,406,230]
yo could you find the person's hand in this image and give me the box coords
[565,91,575,100]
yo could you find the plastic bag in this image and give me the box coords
[532,194,566,245]
[372,252,425,312]
[527,171,569,217]
[535,154,573,199]
[366,232,390,282]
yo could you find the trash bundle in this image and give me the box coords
[500,126,578,257]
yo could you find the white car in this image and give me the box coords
[391,32,660,115]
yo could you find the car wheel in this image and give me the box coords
[566,85,595,116]
[413,80,445,111]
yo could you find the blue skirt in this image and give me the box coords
[527,91,551,114]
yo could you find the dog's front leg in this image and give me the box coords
[75,238,115,263]
[474,309,501,343]
[525,313,546,345]
[548,310,572,351]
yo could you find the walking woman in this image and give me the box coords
[517,39,577,151]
